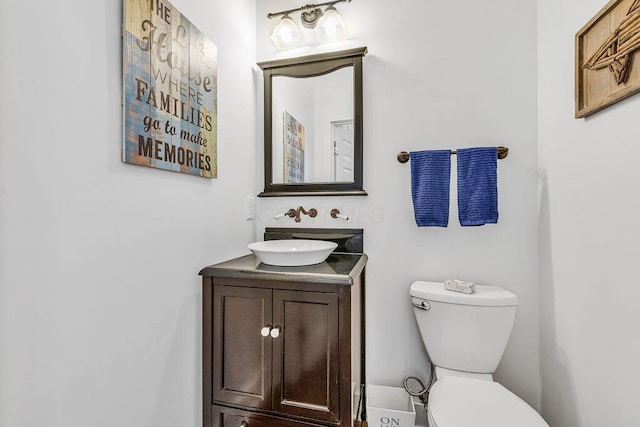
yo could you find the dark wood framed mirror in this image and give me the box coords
[258,47,367,197]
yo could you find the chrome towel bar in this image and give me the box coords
[397,146,509,164]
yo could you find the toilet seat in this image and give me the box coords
[427,376,548,427]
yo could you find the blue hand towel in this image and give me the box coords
[410,150,451,227]
[457,147,498,226]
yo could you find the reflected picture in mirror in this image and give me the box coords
[258,47,367,197]
[272,67,353,184]
[283,111,305,183]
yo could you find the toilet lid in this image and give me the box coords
[410,281,518,307]
[428,377,548,427]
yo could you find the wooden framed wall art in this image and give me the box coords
[576,0,640,118]
[123,0,218,177]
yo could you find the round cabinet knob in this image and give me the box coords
[240,421,249,427]
[270,326,281,338]
[260,326,272,337]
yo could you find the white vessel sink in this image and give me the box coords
[248,239,338,267]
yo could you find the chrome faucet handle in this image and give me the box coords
[331,209,349,220]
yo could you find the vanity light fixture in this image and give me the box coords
[268,0,351,49]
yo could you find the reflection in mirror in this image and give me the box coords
[258,47,367,197]
[272,67,353,184]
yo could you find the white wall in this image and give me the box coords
[257,0,541,408]
[538,0,640,425]
[0,0,256,426]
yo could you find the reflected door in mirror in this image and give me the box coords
[332,120,354,182]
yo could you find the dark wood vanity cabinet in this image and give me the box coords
[213,284,340,421]
[201,254,366,427]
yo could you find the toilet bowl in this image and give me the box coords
[410,281,548,427]
[427,376,547,427]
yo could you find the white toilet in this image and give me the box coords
[410,281,549,427]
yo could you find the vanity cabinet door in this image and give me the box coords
[213,285,273,410]
[271,290,340,423]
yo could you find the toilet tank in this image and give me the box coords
[410,281,518,374]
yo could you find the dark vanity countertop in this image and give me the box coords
[199,252,367,286]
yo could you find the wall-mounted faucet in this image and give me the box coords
[274,206,318,222]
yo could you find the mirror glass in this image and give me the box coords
[271,67,353,184]
[258,47,367,197]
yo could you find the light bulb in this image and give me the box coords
[314,6,347,43]
[270,15,304,50]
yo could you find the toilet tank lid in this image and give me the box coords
[410,281,518,307]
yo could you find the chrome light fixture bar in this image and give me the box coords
[268,0,351,28]
[268,0,351,49]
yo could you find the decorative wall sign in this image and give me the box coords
[284,111,305,183]
[576,0,640,118]
[123,0,218,177]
